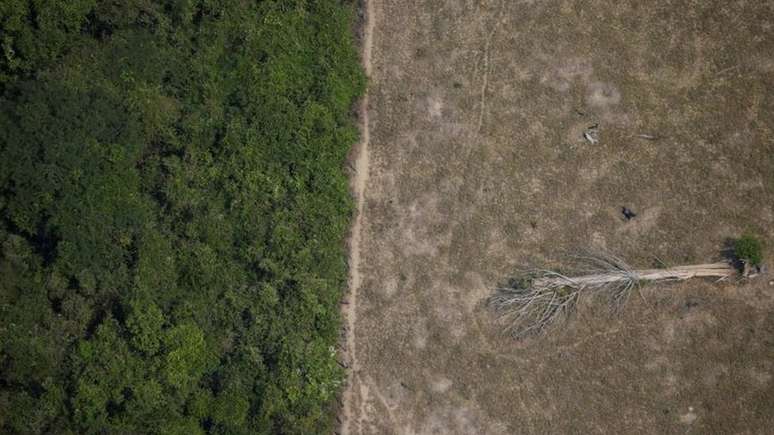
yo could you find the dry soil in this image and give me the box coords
[342,1,774,433]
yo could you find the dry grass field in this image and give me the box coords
[343,0,774,433]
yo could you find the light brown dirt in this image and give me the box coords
[341,0,376,433]
[344,0,774,433]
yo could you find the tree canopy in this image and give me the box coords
[0,1,364,433]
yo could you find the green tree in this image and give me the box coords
[0,0,364,433]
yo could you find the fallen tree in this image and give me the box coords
[489,245,762,339]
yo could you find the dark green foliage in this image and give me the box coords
[734,234,763,266]
[0,1,364,433]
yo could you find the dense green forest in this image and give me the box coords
[0,0,364,433]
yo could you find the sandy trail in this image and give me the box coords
[341,0,374,433]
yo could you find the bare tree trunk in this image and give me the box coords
[533,262,736,290]
[490,254,740,339]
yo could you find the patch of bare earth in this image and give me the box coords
[344,0,774,433]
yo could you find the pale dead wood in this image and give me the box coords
[489,252,737,339]
[533,262,735,289]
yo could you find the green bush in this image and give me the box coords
[0,0,364,433]
[735,234,764,266]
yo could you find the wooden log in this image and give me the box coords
[533,262,736,290]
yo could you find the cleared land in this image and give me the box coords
[344,0,774,433]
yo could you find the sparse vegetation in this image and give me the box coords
[333,0,774,431]
[0,1,364,433]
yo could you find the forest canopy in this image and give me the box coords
[0,0,364,433]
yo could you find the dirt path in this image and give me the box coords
[341,0,375,433]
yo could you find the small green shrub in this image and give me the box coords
[735,234,763,266]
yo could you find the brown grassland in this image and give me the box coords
[343,0,774,433]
